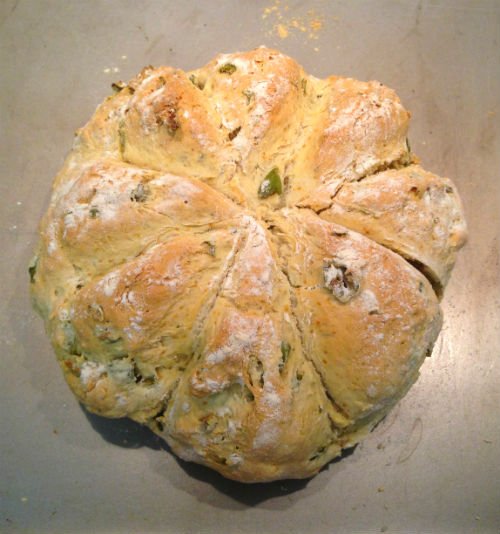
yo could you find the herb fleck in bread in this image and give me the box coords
[30,47,467,482]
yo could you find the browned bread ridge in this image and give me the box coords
[30,47,467,482]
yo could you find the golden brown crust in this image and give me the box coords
[31,47,467,482]
[122,67,231,179]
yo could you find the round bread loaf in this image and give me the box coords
[30,47,467,482]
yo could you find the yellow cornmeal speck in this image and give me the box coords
[310,19,323,31]
[277,24,289,39]
[261,1,326,43]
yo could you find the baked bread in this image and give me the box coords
[30,47,467,482]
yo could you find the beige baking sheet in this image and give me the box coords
[1,1,499,532]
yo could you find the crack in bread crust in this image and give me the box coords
[188,223,247,354]
[297,153,415,215]
[265,222,352,426]
[287,287,352,425]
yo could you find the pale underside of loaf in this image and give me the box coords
[31,47,467,482]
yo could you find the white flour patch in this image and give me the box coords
[361,289,379,313]
[231,130,251,156]
[226,453,243,466]
[167,179,202,199]
[223,216,274,298]
[253,420,279,449]
[46,222,58,254]
[205,347,231,365]
[216,406,232,417]
[99,272,120,297]
[58,308,70,321]
[80,361,107,386]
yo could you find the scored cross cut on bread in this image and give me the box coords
[30,47,467,482]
